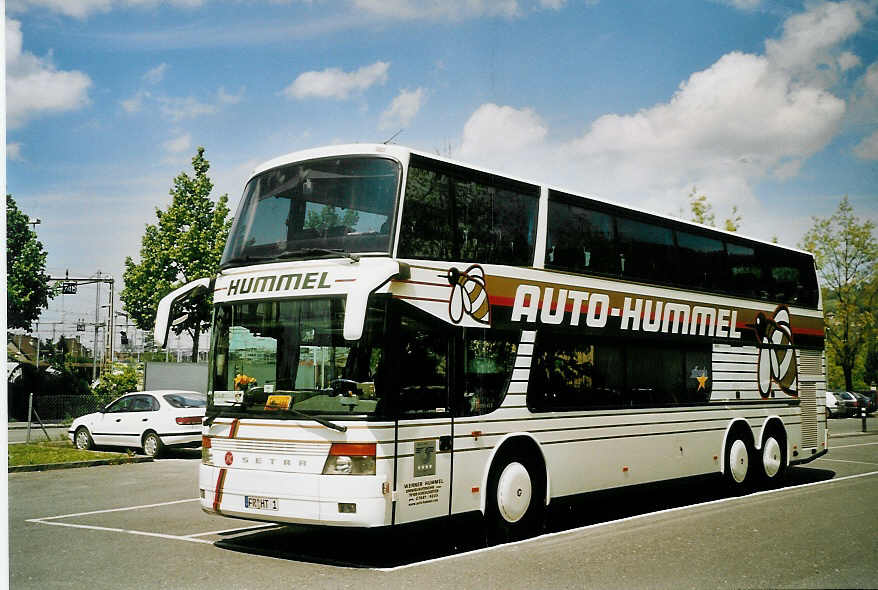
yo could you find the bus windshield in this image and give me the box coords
[221,156,400,266]
[209,297,388,418]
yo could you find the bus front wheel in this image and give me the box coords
[485,448,545,544]
[723,430,755,493]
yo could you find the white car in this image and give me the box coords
[69,390,205,457]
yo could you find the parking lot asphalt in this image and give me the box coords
[10,430,878,589]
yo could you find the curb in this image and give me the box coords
[9,455,154,473]
[8,423,67,430]
[830,431,878,439]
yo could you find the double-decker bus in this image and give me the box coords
[155,144,826,541]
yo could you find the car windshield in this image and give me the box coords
[209,297,388,418]
[839,392,854,400]
[163,393,207,408]
[221,156,400,266]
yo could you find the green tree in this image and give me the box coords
[92,366,139,405]
[7,195,53,330]
[121,147,231,361]
[304,204,359,234]
[864,341,878,388]
[684,187,740,231]
[801,196,878,391]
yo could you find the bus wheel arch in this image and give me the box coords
[481,434,548,543]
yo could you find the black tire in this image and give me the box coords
[74,427,94,450]
[485,446,545,544]
[723,428,755,494]
[826,407,831,419]
[757,428,787,488]
[142,431,164,458]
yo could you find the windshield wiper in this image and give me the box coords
[275,248,360,262]
[219,254,274,270]
[282,407,348,432]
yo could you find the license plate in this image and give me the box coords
[244,495,279,511]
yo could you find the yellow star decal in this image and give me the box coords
[696,374,709,391]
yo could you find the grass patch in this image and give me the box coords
[8,442,129,467]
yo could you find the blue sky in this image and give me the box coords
[6,0,878,344]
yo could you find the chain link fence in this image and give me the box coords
[31,395,106,421]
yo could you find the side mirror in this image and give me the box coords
[343,260,409,341]
[154,277,213,348]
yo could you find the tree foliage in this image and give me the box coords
[685,187,741,232]
[801,196,878,391]
[92,366,139,405]
[7,194,53,331]
[121,147,231,360]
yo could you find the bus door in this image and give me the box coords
[392,307,455,525]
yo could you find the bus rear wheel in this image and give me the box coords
[758,430,787,487]
[485,449,545,544]
[723,430,755,494]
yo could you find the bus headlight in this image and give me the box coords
[322,443,376,475]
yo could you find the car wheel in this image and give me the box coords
[74,427,94,450]
[723,428,755,494]
[485,447,545,544]
[142,431,164,458]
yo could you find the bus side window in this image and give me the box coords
[396,309,450,414]
[459,328,517,416]
[545,193,617,275]
[616,217,674,283]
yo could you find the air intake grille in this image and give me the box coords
[799,381,820,448]
[798,350,823,377]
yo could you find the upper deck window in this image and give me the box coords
[397,155,539,266]
[221,156,400,267]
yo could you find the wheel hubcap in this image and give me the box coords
[729,439,749,484]
[76,431,87,448]
[144,437,157,456]
[763,437,782,478]
[497,462,532,523]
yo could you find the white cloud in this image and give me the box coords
[163,133,192,154]
[6,19,92,129]
[283,62,390,100]
[452,1,869,240]
[459,104,547,159]
[865,62,878,94]
[142,63,168,84]
[837,51,861,71]
[121,91,147,113]
[217,86,245,105]
[7,143,24,161]
[158,95,218,120]
[8,0,203,19]
[351,0,520,20]
[723,0,762,9]
[854,129,878,160]
[379,87,426,130]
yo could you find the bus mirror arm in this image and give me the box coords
[153,277,213,348]
[343,259,409,341]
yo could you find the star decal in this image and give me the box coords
[696,374,709,391]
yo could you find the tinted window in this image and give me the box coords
[396,308,449,414]
[676,231,725,290]
[617,218,675,282]
[106,396,135,413]
[726,242,763,299]
[528,333,711,411]
[546,194,618,275]
[459,328,517,416]
[398,157,539,265]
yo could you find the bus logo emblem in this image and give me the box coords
[445,264,490,325]
[753,305,798,398]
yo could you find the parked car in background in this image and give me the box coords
[853,390,876,414]
[833,391,859,417]
[849,391,874,415]
[826,391,842,418]
[69,390,205,457]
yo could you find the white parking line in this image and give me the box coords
[373,470,878,573]
[26,498,213,545]
[830,441,878,449]
[185,523,279,538]
[820,458,878,466]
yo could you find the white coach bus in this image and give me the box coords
[155,144,826,541]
